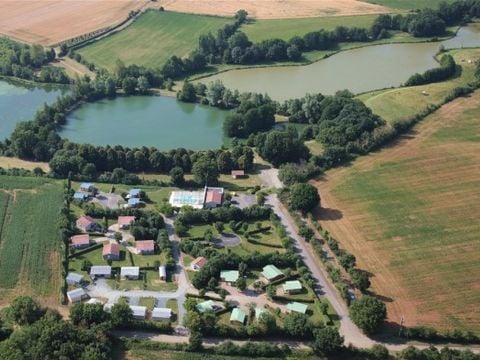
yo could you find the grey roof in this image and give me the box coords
[120,266,140,277]
[67,288,86,300]
[129,305,147,318]
[159,266,166,277]
[152,307,172,319]
[90,266,112,276]
[66,272,84,283]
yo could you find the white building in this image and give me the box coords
[120,266,140,280]
[67,288,88,303]
[66,272,84,286]
[159,265,166,281]
[129,305,147,320]
[152,307,172,321]
[90,266,112,279]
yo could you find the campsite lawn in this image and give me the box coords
[358,48,480,123]
[0,176,63,302]
[77,10,231,71]
[315,90,480,332]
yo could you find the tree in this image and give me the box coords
[283,312,311,338]
[350,270,371,293]
[312,327,344,356]
[183,311,202,331]
[236,277,247,291]
[339,253,356,270]
[289,183,320,213]
[169,166,185,186]
[266,285,276,299]
[192,156,219,186]
[110,301,133,328]
[137,76,150,94]
[177,81,197,102]
[7,296,42,325]
[349,295,386,334]
[122,77,137,95]
[188,331,203,351]
[70,303,109,327]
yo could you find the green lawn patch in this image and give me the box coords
[139,297,156,310]
[363,0,456,10]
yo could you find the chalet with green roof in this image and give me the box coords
[220,270,239,284]
[230,308,246,324]
[287,302,308,314]
[282,280,303,294]
[261,264,284,282]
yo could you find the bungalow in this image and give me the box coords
[261,265,284,283]
[66,272,84,286]
[67,288,88,303]
[287,302,308,314]
[118,216,135,230]
[102,243,120,261]
[231,170,245,179]
[130,305,147,320]
[76,215,102,233]
[136,240,155,255]
[191,256,207,271]
[127,198,141,208]
[282,280,303,294]
[220,270,239,285]
[79,182,96,193]
[152,307,172,321]
[196,300,221,313]
[70,234,90,249]
[73,192,88,200]
[204,187,224,209]
[230,308,246,324]
[90,266,112,279]
[120,266,140,280]
[127,188,141,199]
[159,265,166,281]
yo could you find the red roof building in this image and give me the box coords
[205,190,223,208]
[118,216,135,229]
[136,240,155,255]
[102,243,120,260]
[231,170,245,179]
[191,256,207,271]
[71,234,90,248]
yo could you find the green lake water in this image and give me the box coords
[59,96,228,150]
[0,80,66,139]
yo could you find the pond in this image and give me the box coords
[201,24,480,101]
[59,96,229,150]
[0,80,66,139]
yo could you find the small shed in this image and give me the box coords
[191,256,207,271]
[73,192,88,200]
[67,288,88,303]
[90,266,112,279]
[220,270,239,284]
[231,170,245,179]
[118,216,135,230]
[120,266,140,280]
[287,302,308,314]
[159,265,167,281]
[282,280,303,294]
[129,305,147,320]
[152,307,172,321]
[261,265,284,282]
[66,272,84,286]
[230,308,246,324]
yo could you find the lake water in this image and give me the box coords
[202,25,480,101]
[59,96,228,150]
[0,80,66,139]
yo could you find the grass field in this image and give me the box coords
[314,90,480,332]
[242,14,378,42]
[358,48,480,123]
[364,0,455,10]
[0,176,62,304]
[77,10,231,71]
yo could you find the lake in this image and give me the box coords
[0,80,66,139]
[201,24,480,101]
[59,96,228,150]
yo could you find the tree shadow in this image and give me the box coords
[316,207,343,221]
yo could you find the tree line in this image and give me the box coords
[405,54,457,86]
[0,38,69,84]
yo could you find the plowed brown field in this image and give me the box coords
[0,0,150,45]
[314,91,480,333]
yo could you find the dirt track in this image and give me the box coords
[158,0,389,19]
[0,0,150,45]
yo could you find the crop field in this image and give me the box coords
[358,48,480,123]
[314,91,480,332]
[0,176,63,304]
[159,0,389,19]
[0,0,149,46]
[242,14,378,42]
[364,0,456,10]
[77,11,231,72]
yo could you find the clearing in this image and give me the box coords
[76,10,231,71]
[158,0,389,19]
[0,0,150,46]
[313,90,480,332]
[0,176,63,305]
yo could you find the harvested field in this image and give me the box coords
[314,91,480,333]
[0,0,150,45]
[158,0,389,19]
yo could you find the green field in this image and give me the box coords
[0,176,62,299]
[77,10,231,71]
[242,14,378,43]
[319,90,480,332]
[365,0,456,10]
[358,48,480,123]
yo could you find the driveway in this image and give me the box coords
[231,194,256,209]
[92,191,123,209]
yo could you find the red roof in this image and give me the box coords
[102,243,120,256]
[136,240,155,252]
[118,216,135,227]
[191,256,207,268]
[71,234,90,246]
[76,215,95,228]
[205,190,222,204]
[231,170,245,176]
